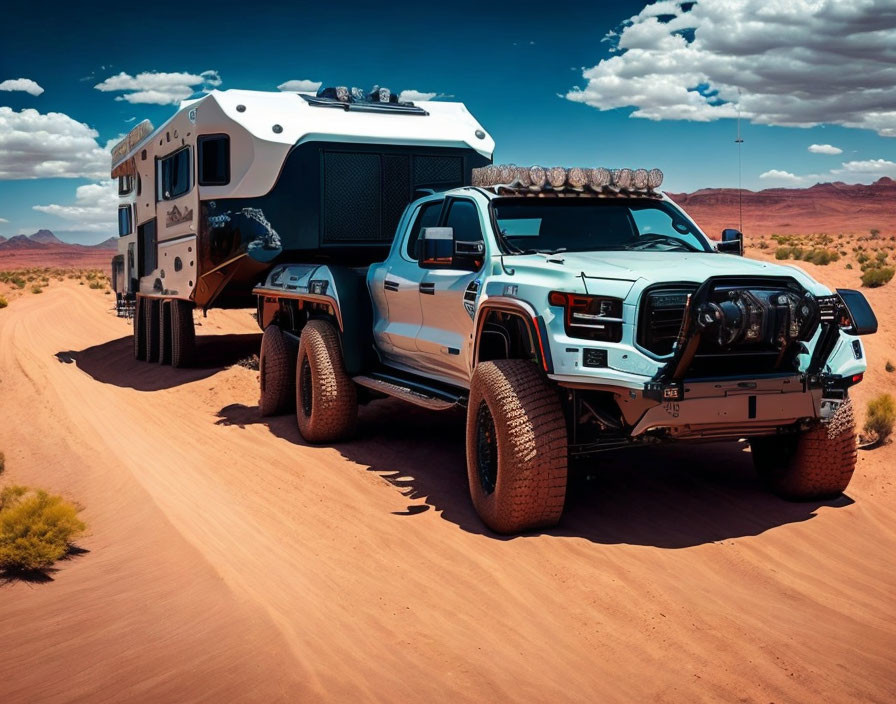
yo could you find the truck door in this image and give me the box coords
[376,199,443,366]
[415,197,484,386]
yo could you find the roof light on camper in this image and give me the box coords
[547,166,567,189]
[648,168,664,189]
[632,168,649,190]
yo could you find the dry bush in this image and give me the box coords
[886,360,895,373]
[864,394,896,445]
[0,296,7,309]
[30,285,43,294]
[0,486,86,571]
[861,267,895,288]
[0,451,4,474]
[88,280,104,290]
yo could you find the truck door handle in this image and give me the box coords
[419,282,435,295]
[384,279,400,292]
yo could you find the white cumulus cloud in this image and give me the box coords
[759,169,805,184]
[398,89,437,102]
[94,70,222,105]
[808,144,843,155]
[834,158,896,174]
[566,0,896,137]
[0,78,45,96]
[0,107,109,180]
[32,180,118,233]
[0,217,9,223]
[277,79,322,92]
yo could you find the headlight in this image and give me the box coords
[549,291,624,342]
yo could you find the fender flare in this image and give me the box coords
[472,296,553,373]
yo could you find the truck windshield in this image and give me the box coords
[491,198,712,254]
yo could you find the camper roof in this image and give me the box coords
[111,88,494,176]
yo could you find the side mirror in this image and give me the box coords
[717,228,743,255]
[836,288,878,335]
[420,227,483,271]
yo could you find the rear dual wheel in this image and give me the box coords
[132,297,195,367]
[294,320,357,444]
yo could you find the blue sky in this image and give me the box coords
[1,0,894,243]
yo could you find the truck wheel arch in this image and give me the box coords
[473,298,552,373]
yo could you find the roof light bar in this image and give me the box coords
[472,164,664,196]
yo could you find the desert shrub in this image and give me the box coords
[870,228,881,239]
[30,285,43,294]
[864,394,896,445]
[0,296,7,309]
[0,486,86,571]
[0,451,4,474]
[88,280,104,289]
[803,248,839,265]
[845,263,853,269]
[775,246,791,260]
[886,360,895,373]
[11,277,25,289]
[78,280,84,286]
[757,240,769,249]
[861,267,895,287]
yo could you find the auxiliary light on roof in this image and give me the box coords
[472,164,664,196]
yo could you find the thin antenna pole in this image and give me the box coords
[735,90,744,232]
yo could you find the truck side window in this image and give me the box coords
[445,199,482,242]
[158,147,191,201]
[406,200,442,259]
[198,135,230,186]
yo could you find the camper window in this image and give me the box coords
[198,134,230,186]
[118,175,134,195]
[158,147,192,201]
[118,205,132,236]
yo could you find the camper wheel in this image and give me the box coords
[133,296,147,361]
[170,299,196,368]
[158,300,172,365]
[145,299,161,363]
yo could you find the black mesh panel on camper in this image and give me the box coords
[323,152,381,242]
[414,155,463,188]
[382,154,411,241]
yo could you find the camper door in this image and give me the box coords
[156,146,197,241]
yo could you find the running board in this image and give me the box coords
[353,374,465,411]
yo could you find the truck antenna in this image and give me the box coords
[735,89,744,233]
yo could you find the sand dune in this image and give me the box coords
[0,274,894,702]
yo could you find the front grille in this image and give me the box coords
[638,286,695,356]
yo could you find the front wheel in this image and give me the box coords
[295,320,357,444]
[750,399,857,499]
[465,360,568,534]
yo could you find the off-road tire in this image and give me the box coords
[295,320,357,443]
[750,399,857,499]
[145,298,160,363]
[158,300,172,365]
[133,296,147,361]
[465,359,568,534]
[170,299,196,369]
[259,325,295,416]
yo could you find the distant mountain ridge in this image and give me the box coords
[0,230,117,252]
[667,177,895,238]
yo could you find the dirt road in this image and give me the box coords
[1,280,894,703]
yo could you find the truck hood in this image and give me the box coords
[501,251,826,295]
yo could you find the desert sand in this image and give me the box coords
[0,256,894,702]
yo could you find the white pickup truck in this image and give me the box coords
[254,165,877,534]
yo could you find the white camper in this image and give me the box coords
[111,87,493,365]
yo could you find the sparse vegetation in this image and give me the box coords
[0,451,4,474]
[886,360,895,373]
[0,295,7,309]
[0,486,86,572]
[864,393,896,445]
[861,267,895,288]
[30,285,43,294]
